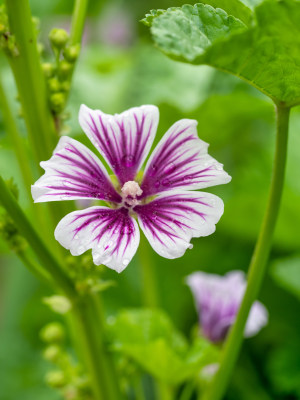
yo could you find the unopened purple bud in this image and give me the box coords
[186,270,268,343]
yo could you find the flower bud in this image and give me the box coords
[48,77,61,92]
[40,322,65,343]
[43,344,61,362]
[42,63,55,78]
[50,92,66,114]
[0,24,6,34]
[58,60,72,78]
[61,81,71,93]
[63,44,80,62]
[49,28,69,49]
[43,295,72,314]
[45,370,67,388]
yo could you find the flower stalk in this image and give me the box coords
[202,104,290,400]
[70,0,89,45]
[139,235,159,307]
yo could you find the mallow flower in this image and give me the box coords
[186,270,268,343]
[32,105,231,272]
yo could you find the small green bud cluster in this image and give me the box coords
[41,321,92,399]
[0,5,19,57]
[0,179,26,252]
[65,254,116,296]
[43,27,80,119]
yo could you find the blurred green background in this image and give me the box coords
[0,0,300,399]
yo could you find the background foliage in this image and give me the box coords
[0,0,300,399]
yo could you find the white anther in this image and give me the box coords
[121,181,143,207]
[121,181,143,198]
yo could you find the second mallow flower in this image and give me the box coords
[32,105,231,272]
[186,270,269,342]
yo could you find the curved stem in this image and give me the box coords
[0,176,76,301]
[18,250,53,285]
[202,105,290,400]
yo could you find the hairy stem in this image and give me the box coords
[0,176,76,300]
[0,73,33,198]
[72,293,122,400]
[4,0,57,164]
[202,105,290,400]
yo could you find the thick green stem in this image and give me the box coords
[70,0,89,45]
[139,235,159,307]
[4,0,57,164]
[72,294,122,400]
[0,73,33,198]
[202,105,290,400]
[0,176,76,300]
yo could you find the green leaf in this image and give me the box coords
[267,342,300,397]
[141,9,167,27]
[195,0,253,26]
[151,3,246,62]
[271,256,300,300]
[107,309,218,384]
[147,0,300,106]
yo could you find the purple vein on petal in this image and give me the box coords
[32,136,121,203]
[141,119,231,197]
[79,105,159,185]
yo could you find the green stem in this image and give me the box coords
[133,374,146,400]
[4,0,57,164]
[139,235,159,307]
[70,0,89,45]
[202,104,290,400]
[18,249,53,285]
[0,73,33,198]
[62,0,89,107]
[0,176,76,301]
[179,381,195,400]
[157,381,174,400]
[72,294,122,400]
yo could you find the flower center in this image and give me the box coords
[121,181,143,207]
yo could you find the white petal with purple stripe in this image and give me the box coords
[134,190,224,259]
[79,104,159,185]
[54,206,140,273]
[141,119,231,197]
[31,136,121,203]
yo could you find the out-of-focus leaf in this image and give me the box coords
[123,45,214,112]
[267,342,300,397]
[107,309,218,384]
[271,256,300,300]
[147,0,300,106]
